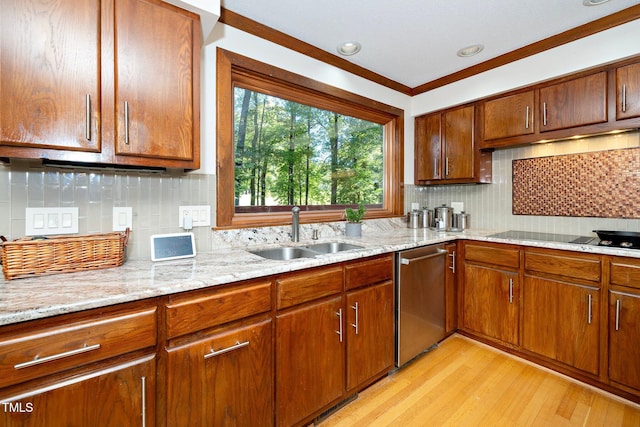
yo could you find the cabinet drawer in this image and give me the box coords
[465,243,520,269]
[0,306,157,389]
[525,250,601,284]
[609,257,640,290]
[166,280,272,339]
[277,266,343,309]
[345,255,393,290]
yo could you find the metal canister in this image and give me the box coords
[434,205,453,231]
[421,208,433,228]
[453,212,470,230]
[407,210,420,228]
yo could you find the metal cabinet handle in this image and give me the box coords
[587,294,592,325]
[401,249,447,265]
[542,102,547,126]
[124,101,130,145]
[336,308,343,342]
[351,302,359,335]
[448,251,456,273]
[615,299,621,331]
[14,343,101,369]
[445,157,450,177]
[622,84,627,113]
[508,278,514,304]
[141,376,147,427]
[525,106,530,129]
[204,340,249,359]
[85,94,91,141]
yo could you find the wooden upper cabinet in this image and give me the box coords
[483,91,535,140]
[0,0,101,152]
[616,62,640,120]
[539,72,608,132]
[114,0,199,166]
[414,113,442,181]
[444,105,474,179]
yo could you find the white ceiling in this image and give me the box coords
[220,0,640,88]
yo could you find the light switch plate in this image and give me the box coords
[451,202,464,214]
[178,205,211,228]
[25,207,79,236]
[113,207,133,231]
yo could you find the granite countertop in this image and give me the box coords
[2,224,639,327]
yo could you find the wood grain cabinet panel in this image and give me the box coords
[346,281,394,392]
[166,319,273,427]
[525,250,601,284]
[522,276,599,375]
[345,254,393,290]
[464,243,520,269]
[414,113,442,181]
[445,242,458,334]
[276,266,343,309]
[483,91,535,140]
[0,0,101,152]
[0,355,155,427]
[616,62,640,120]
[609,290,640,391]
[539,72,608,132]
[609,257,640,290]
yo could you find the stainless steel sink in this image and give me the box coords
[303,242,364,254]
[250,247,318,260]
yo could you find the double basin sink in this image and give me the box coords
[250,242,364,260]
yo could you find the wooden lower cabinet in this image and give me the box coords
[609,290,640,392]
[522,276,600,375]
[445,242,458,334]
[165,319,273,427]
[462,263,519,346]
[275,297,344,427]
[0,355,155,427]
[346,281,394,392]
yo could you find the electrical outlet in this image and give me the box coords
[451,202,464,213]
[25,207,79,236]
[113,207,133,231]
[178,205,211,228]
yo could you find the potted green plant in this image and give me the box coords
[344,202,366,237]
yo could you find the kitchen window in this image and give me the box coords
[216,49,404,228]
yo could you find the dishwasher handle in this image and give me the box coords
[400,249,447,265]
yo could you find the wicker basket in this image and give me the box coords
[1,229,129,280]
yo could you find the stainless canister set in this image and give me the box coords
[407,204,469,231]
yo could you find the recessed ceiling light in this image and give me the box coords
[337,41,361,56]
[582,0,610,5]
[456,44,484,58]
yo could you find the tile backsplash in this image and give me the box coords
[0,160,215,260]
[410,131,640,235]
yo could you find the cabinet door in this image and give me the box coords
[346,281,394,391]
[114,0,197,163]
[609,291,640,391]
[483,91,535,140]
[443,105,474,179]
[276,297,344,427]
[616,62,640,120]
[539,72,607,132]
[445,243,458,334]
[0,355,155,427]
[522,276,599,375]
[0,0,100,151]
[462,264,518,346]
[414,113,442,181]
[166,319,273,427]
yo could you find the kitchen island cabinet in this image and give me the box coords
[0,0,201,170]
[461,242,520,347]
[522,249,602,376]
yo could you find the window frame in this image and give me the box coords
[215,48,404,229]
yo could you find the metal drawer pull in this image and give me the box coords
[622,84,627,113]
[124,101,130,145]
[615,299,621,331]
[351,302,359,335]
[542,102,547,126]
[336,308,343,343]
[525,106,530,129]
[448,251,456,273]
[401,249,447,265]
[587,294,592,325]
[85,94,91,141]
[204,340,249,359]
[508,278,514,304]
[14,343,101,369]
[141,376,147,427]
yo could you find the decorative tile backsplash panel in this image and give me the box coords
[512,147,640,218]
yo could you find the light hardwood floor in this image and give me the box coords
[321,335,640,427]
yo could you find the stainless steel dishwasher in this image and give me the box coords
[395,244,446,367]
